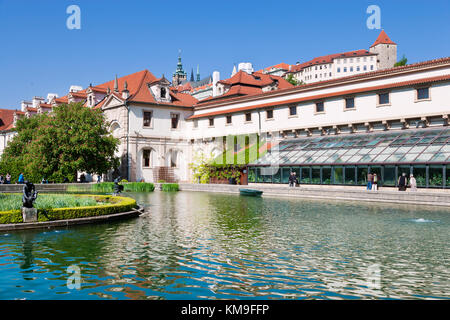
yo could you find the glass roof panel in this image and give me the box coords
[251,128,449,166]
[429,152,449,162]
[413,153,434,162]
[399,153,419,162]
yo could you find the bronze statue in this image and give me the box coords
[22,181,38,208]
[113,177,124,195]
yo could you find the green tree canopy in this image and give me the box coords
[0,103,120,183]
[394,55,408,67]
[285,73,304,86]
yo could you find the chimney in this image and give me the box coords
[238,62,253,74]
[32,96,44,108]
[46,93,58,103]
[69,85,83,93]
[212,71,220,97]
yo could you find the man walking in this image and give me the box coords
[367,172,373,191]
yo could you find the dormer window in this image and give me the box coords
[160,87,167,99]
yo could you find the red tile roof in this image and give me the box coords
[198,71,293,104]
[257,63,292,73]
[91,69,197,108]
[371,30,396,48]
[0,109,16,131]
[289,50,376,73]
[189,74,450,119]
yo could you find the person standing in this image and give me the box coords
[372,173,378,191]
[5,173,11,184]
[18,173,25,184]
[288,172,295,187]
[398,173,408,191]
[0,174,4,184]
[367,172,373,190]
[409,174,417,191]
[97,174,102,183]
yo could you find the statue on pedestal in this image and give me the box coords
[22,181,38,223]
[22,181,38,208]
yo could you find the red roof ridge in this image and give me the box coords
[371,30,396,48]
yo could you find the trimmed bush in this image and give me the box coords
[161,183,179,192]
[0,194,137,224]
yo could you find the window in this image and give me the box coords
[289,106,297,116]
[417,87,430,100]
[266,109,274,119]
[350,67,353,72]
[170,150,178,168]
[171,113,180,129]
[160,87,167,98]
[329,72,332,77]
[345,97,355,109]
[209,118,214,127]
[337,67,341,73]
[245,113,252,122]
[370,65,374,70]
[344,67,347,72]
[193,119,198,128]
[226,115,232,124]
[363,65,367,71]
[143,149,151,167]
[315,102,324,113]
[378,92,390,105]
[357,66,360,71]
[143,111,152,127]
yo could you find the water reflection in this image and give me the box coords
[0,191,449,299]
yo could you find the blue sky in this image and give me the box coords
[0,0,449,108]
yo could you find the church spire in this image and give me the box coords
[172,49,187,86]
[190,68,194,82]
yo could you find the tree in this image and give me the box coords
[394,55,408,67]
[0,103,120,183]
[285,73,304,86]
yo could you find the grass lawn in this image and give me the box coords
[0,193,100,212]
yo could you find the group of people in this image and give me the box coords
[367,172,417,191]
[0,173,12,184]
[366,173,379,191]
[397,172,417,191]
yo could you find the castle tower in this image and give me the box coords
[172,50,187,86]
[369,30,397,69]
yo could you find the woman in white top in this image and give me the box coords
[409,174,417,191]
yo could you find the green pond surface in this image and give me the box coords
[0,191,449,300]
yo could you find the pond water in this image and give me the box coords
[0,191,449,300]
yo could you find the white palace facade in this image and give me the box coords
[1,31,449,188]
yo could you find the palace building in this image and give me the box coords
[1,30,449,188]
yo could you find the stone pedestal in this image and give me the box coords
[22,207,38,223]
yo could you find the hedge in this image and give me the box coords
[0,195,137,224]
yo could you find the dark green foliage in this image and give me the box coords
[0,103,120,183]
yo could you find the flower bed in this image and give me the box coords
[0,194,137,224]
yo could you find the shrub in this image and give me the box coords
[161,183,179,192]
[0,194,137,224]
